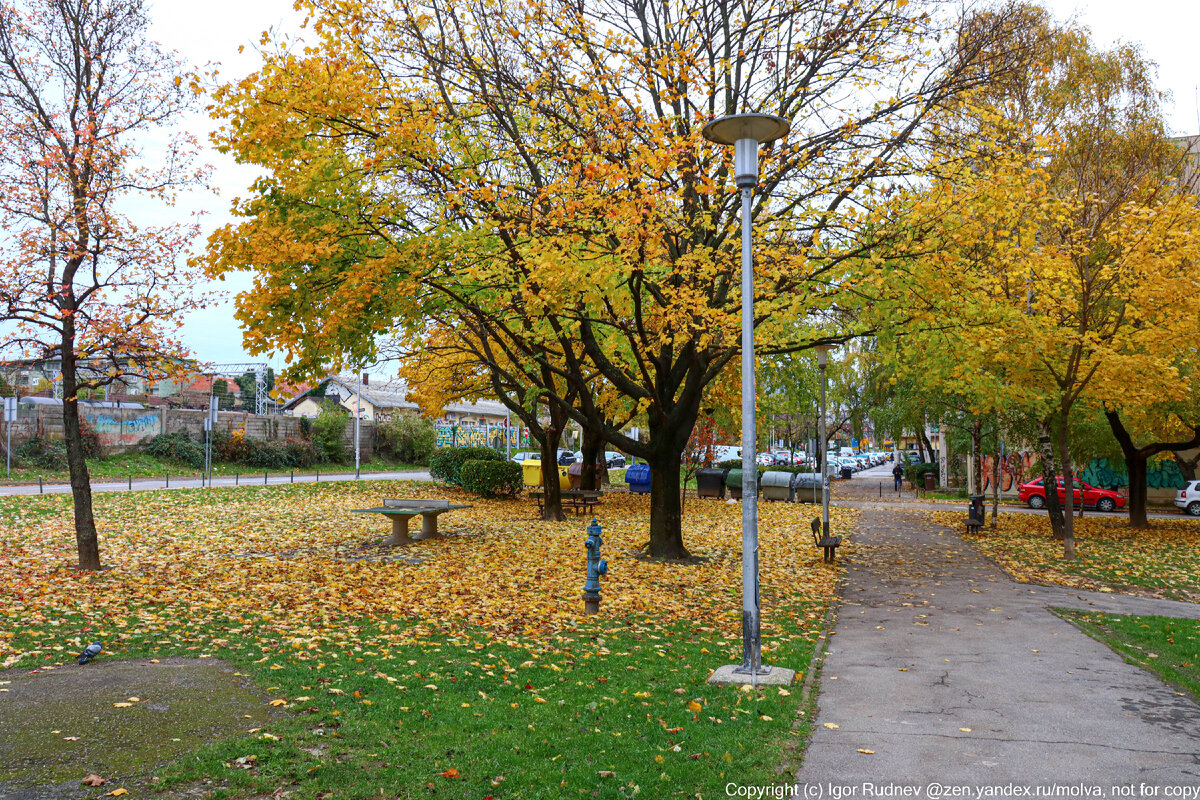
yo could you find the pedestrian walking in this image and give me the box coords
[892,462,904,492]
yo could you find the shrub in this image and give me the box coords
[429,446,505,485]
[460,459,523,498]
[905,462,939,485]
[376,413,437,465]
[312,405,349,463]
[78,419,103,460]
[143,432,205,469]
[212,429,253,463]
[16,435,67,469]
[244,439,295,469]
[284,437,318,468]
[718,458,742,469]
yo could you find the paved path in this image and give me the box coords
[792,506,1200,791]
[0,469,433,496]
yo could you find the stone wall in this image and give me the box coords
[1,404,374,460]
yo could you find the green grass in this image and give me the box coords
[8,614,821,799]
[1055,609,1200,700]
[0,451,423,484]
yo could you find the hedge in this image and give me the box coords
[429,446,506,485]
[460,459,523,498]
[905,462,939,485]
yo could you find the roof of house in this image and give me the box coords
[280,375,509,418]
[186,376,242,395]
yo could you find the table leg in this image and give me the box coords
[387,515,412,546]
[418,512,439,539]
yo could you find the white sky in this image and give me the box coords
[148,0,1200,372]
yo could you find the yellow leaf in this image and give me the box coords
[107,790,129,797]
[269,699,287,707]
[823,723,840,729]
[112,702,132,708]
[858,749,875,754]
[686,700,703,713]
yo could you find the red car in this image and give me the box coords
[1017,477,1125,513]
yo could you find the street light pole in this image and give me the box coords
[815,345,832,542]
[703,112,790,681]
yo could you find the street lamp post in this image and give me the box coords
[815,345,832,543]
[703,112,790,683]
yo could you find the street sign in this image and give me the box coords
[3,396,15,422]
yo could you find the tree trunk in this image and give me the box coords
[647,449,689,559]
[914,427,927,462]
[1174,451,1200,482]
[970,417,983,495]
[1104,409,1200,530]
[1054,413,1076,561]
[919,428,935,464]
[580,427,604,491]
[537,410,566,522]
[1038,417,1066,541]
[61,330,101,571]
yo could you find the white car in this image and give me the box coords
[1174,480,1200,516]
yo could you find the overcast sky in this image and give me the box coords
[150,0,1200,373]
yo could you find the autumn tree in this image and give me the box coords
[0,0,205,569]
[206,0,1015,557]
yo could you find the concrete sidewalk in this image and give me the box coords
[792,507,1200,790]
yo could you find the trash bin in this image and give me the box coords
[761,470,795,501]
[625,463,651,494]
[696,468,728,499]
[793,472,825,505]
[840,466,853,480]
[726,468,744,500]
[521,459,542,487]
[568,461,583,490]
[968,493,986,522]
[557,465,573,491]
[923,471,935,491]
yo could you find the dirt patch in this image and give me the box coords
[0,658,271,798]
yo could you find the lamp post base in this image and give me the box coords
[708,664,795,687]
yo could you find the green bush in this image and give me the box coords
[460,459,523,498]
[284,437,318,468]
[718,459,742,469]
[244,439,294,469]
[376,413,437,465]
[16,435,68,470]
[312,405,349,463]
[429,446,505,485]
[78,420,103,460]
[143,432,205,469]
[905,462,939,485]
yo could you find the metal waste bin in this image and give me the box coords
[568,462,583,490]
[793,472,825,505]
[924,471,935,491]
[761,470,795,501]
[968,493,986,522]
[696,468,727,499]
[840,466,853,480]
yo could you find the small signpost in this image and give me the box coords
[3,396,16,478]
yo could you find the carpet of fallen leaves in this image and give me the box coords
[931,509,1200,601]
[0,482,852,665]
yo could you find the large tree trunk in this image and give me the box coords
[919,428,935,464]
[969,417,983,495]
[914,427,927,462]
[538,414,566,522]
[991,439,1001,530]
[647,449,689,559]
[1054,412,1076,560]
[61,330,101,571]
[580,426,604,491]
[1038,417,1066,542]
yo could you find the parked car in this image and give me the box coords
[1174,480,1200,516]
[1017,477,1125,512]
[571,450,628,468]
[511,450,541,463]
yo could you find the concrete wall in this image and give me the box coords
[1,404,373,460]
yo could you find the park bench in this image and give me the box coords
[352,498,472,545]
[811,517,842,563]
[530,489,603,516]
[964,511,985,535]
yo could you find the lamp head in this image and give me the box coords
[813,344,832,367]
[703,113,790,189]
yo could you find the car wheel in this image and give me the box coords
[1028,494,1045,509]
[1096,497,1116,513]
[1188,501,1200,517]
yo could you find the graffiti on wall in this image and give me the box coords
[978,451,1187,492]
[436,424,529,450]
[1079,456,1186,491]
[980,451,1036,492]
[84,412,160,447]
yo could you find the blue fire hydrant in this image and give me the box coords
[583,518,608,614]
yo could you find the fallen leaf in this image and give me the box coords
[112,702,133,708]
[597,771,616,778]
[857,749,875,754]
[269,699,287,707]
[81,774,106,787]
[823,723,840,729]
[441,768,460,779]
[106,790,129,797]
[686,700,703,713]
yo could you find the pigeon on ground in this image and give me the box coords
[76,642,102,665]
